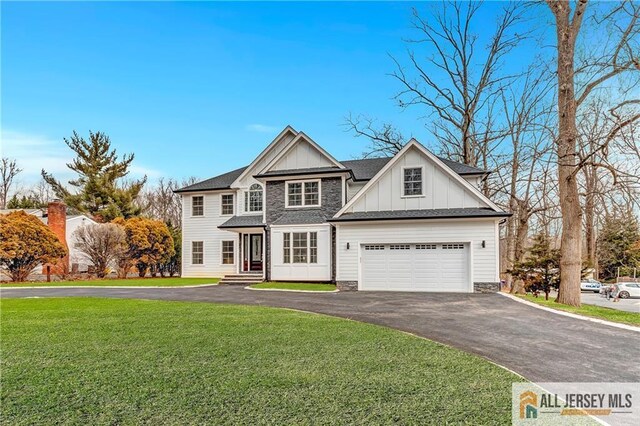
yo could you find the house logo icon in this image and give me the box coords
[519,390,538,419]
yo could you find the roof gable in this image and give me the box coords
[259,132,345,175]
[231,125,298,188]
[335,139,502,217]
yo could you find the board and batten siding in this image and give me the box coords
[335,220,500,284]
[181,192,238,278]
[271,139,336,171]
[344,146,488,213]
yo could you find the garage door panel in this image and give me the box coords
[361,243,469,292]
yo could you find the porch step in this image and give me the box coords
[219,273,264,286]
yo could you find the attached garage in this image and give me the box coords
[360,242,470,292]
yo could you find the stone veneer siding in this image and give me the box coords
[265,177,343,224]
[336,281,358,291]
[473,282,500,293]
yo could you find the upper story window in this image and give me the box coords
[287,180,320,207]
[192,196,204,216]
[244,184,263,213]
[403,167,423,197]
[221,194,234,215]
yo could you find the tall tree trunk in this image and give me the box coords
[583,170,598,276]
[551,3,583,306]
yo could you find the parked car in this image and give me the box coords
[580,279,602,293]
[611,282,640,299]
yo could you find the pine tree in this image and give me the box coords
[509,233,560,300]
[597,213,640,281]
[42,131,146,222]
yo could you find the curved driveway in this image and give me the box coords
[2,286,638,383]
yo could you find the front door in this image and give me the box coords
[250,234,263,271]
[243,234,263,272]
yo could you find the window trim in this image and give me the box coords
[220,193,234,216]
[244,184,263,213]
[401,166,425,198]
[191,241,204,265]
[285,179,322,208]
[282,231,318,264]
[191,195,205,217]
[221,240,235,265]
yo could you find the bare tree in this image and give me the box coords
[391,1,528,167]
[73,223,127,278]
[138,177,198,228]
[0,158,22,209]
[546,0,639,306]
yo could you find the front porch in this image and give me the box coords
[218,216,267,278]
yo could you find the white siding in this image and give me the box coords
[346,181,365,201]
[235,132,296,188]
[336,220,499,284]
[271,140,336,171]
[463,175,482,189]
[345,146,488,213]
[270,225,331,281]
[181,192,239,277]
[66,216,97,271]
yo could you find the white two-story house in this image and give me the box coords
[175,125,510,292]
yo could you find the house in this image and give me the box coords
[175,126,510,292]
[1,201,98,273]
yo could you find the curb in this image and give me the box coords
[499,292,640,333]
[0,284,220,290]
[244,286,339,294]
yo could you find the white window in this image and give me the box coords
[283,231,318,264]
[403,167,423,197]
[192,196,204,216]
[286,180,320,207]
[221,241,234,264]
[283,233,290,264]
[192,241,203,264]
[221,194,234,215]
[442,244,464,250]
[244,184,263,212]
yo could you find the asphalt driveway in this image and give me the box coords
[2,285,638,383]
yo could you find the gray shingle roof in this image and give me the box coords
[330,208,510,222]
[218,215,265,229]
[175,155,487,192]
[271,210,330,225]
[255,166,347,178]
[437,157,487,175]
[174,166,247,193]
[341,158,392,181]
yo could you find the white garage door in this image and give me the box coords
[360,243,470,292]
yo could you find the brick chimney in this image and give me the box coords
[44,199,69,274]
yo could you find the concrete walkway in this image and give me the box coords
[2,286,638,383]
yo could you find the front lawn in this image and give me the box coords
[519,295,640,326]
[0,277,219,287]
[1,298,521,424]
[250,282,337,292]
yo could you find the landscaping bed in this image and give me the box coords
[518,294,640,326]
[249,282,337,292]
[1,298,521,424]
[0,277,219,287]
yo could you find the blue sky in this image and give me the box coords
[1,1,544,187]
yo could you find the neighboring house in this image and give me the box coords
[175,126,510,292]
[1,202,98,273]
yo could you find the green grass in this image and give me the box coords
[519,295,640,326]
[1,298,521,424]
[0,277,219,287]
[250,282,337,291]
